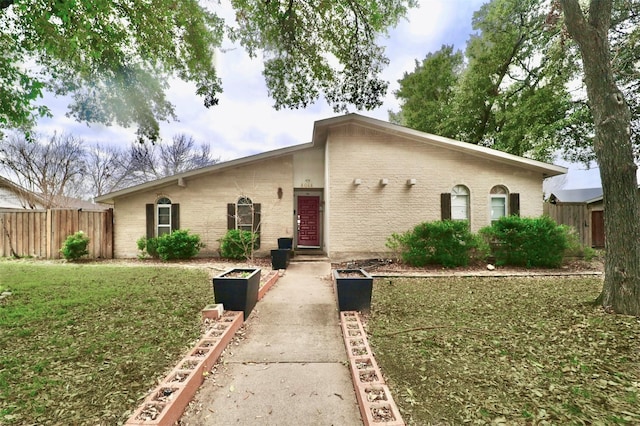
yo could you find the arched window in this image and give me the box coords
[451,185,470,221]
[490,186,508,223]
[145,197,179,238]
[236,197,254,232]
[227,196,261,249]
[157,197,172,236]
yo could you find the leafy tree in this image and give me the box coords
[391,0,589,162]
[389,45,463,137]
[560,0,640,316]
[0,0,416,141]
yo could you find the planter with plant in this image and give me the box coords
[332,269,373,313]
[212,268,261,320]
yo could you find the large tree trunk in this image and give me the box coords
[560,0,640,315]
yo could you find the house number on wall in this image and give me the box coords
[301,179,313,188]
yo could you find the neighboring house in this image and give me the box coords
[0,176,110,211]
[95,114,567,260]
[0,176,46,210]
[546,187,607,248]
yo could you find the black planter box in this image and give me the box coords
[277,238,293,250]
[332,269,373,313]
[213,268,261,320]
[271,249,290,270]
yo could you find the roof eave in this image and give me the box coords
[94,142,314,203]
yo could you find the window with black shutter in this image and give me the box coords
[145,198,180,237]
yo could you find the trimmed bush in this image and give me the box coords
[387,220,482,268]
[479,216,568,268]
[219,229,258,260]
[60,231,90,260]
[136,236,159,258]
[156,230,204,261]
[137,230,204,261]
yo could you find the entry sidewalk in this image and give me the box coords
[180,261,363,425]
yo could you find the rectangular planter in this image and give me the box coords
[277,237,293,250]
[333,269,373,313]
[213,268,261,320]
[270,249,291,270]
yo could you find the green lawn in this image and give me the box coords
[0,260,212,425]
[368,276,640,425]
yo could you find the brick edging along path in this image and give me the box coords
[125,268,409,426]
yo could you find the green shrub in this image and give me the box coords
[387,220,482,268]
[156,230,204,261]
[136,231,203,261]
[60,231,90,260]
[136,236,159,258]
[219,229,258,260]
[479,216,568,268]
[561,224,597,260]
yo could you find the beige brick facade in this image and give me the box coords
[98,114,565,260]
[324,122,546,261]
[112,156,295,258]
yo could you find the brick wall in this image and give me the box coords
[112,156,294,258]
[325,123,544,261]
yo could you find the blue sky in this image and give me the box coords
[34,0,600,191]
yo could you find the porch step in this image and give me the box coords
[291,254,330,262]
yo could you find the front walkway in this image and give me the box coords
[180,261,363,425]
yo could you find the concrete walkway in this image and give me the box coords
[180,262,363,425]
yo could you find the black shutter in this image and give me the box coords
[227,203,235,230]
[441,193,452,220]
[171,204,180,231]
[253,203,261,249]
[510,193,520,216]
[146,204,154,238]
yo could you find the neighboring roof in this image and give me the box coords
[549,188,604,204]
[95,113,568,203]
[0,176,45,208]
[0,176,109,210]
[54,195,112,211]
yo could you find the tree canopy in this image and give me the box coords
[390,0,640,163]
[0,0,416,141]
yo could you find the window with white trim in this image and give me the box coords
[157,197,172,236]
[490,186,508,223]
[236,197,254,232]
[451,185,470,221]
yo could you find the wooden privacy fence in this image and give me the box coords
[544,202,590,247]
[0,209,113,259]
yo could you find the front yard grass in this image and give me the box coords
[368,276,640,425]
[0,260,211,425]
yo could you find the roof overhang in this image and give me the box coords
[96,113,567,204]
[95,142,314,204]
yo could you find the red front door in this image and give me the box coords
[297,195,320,247]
